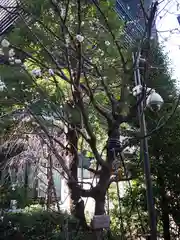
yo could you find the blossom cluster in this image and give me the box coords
[31,68,55,78]
[0,39,22,65]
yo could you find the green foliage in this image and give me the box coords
[0,205,86,240]
[108,43,180,238]
[1,0,180,238]
[0,0,130,157]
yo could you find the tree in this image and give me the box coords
[108,43,180,239]
[0,0,172,234]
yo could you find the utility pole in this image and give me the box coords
[133,53,157,240]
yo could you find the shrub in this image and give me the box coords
[0,204,83,240]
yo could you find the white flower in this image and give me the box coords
[9,57,14,62]
[65,35,70,44]
[0,86,4,92]
[12,87,16,91]
[8,49,15,57]
[22,116,30,122]
[61,8,66,17]
[0,80,6,91]
[22,64,27,69]
[76,34,84,43]
[105,41,110,46]
[14,59,22,64]
[1,39,10,48]
[0,48,4,55]
[12,183,16,189]
[32,69,42,77]
[48,68,54,76]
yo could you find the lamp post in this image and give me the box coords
[132,53,164,240]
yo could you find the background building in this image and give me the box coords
[0,0,17,36]
[115,0,158,46]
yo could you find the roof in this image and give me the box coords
[0,0,18,35]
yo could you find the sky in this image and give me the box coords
[156,0,180,87]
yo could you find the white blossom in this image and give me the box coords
[65,35,70,44]
[105,41,110,46]
[0,48,4,55]
[8,49,15,57]
[76,34,84,43]
[48,68,54,76]
[12,87,16,91]
[22,116,31,122]
[22,64,27,69]
[0,86,4,92]
[32,69,42,77]
[0,80,6,91]
[61,8,66,17]
[1,39,10,48]
[14,59,22,64]
[9,57,14,63]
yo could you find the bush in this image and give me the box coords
[0,204,84,240]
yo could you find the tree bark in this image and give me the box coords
[92,123,121,240]
[67,127,89,230]
[158,175,170,240]
[67,127,78,207]
[95,192,106,215]
[47,154,53,208]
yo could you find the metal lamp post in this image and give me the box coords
[132,53,164,240]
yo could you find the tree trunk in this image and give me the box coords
[158,175,170,240]
[94,196,106,240]
[67,127,78,207]
[93,158,113,240]
[67,127,89,230]
[24,161,29,201]
[47,154,53,208]
[95,195,106,215]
